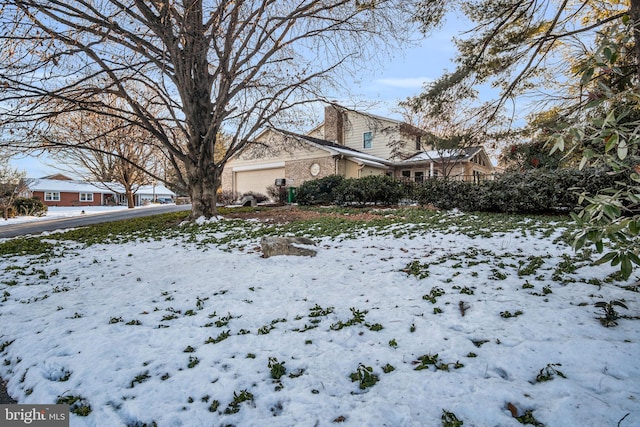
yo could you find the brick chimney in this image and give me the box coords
[324,105,344,145]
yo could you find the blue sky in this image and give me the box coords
[11,13,470,178]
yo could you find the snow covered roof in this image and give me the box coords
[28,178,176,196]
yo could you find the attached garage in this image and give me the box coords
[233,162,285,196]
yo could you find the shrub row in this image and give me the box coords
[296,168,623,214]
[297,175,405,207]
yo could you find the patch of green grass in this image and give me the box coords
[56,395,92,416]
[0,238,57,258]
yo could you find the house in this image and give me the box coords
[27,177,176,207]
[222,105,495,198]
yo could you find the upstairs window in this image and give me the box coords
[363,131,373,149]
[415,136,421,151]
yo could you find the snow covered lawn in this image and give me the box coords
[0,209,638,426]
[0,205,164,226]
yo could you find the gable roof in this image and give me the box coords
[277,130,392,169]
[28,178,176,196]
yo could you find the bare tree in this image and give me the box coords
[0,0,416,218]
[399,96,502,178]
[45,94,166,208]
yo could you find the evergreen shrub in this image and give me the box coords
[12,197,48,217]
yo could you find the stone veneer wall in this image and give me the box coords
[284,157,336,188]
[220,167,233,193]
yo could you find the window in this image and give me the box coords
[415,136,421,151]
[44,192,60,201]
[401,170,411,181]
[79,193,94,202]
[363,131,373,149]
[414,171,424,183]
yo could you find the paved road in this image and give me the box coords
[0,204,192,239]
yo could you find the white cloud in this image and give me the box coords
[375,77,432,89]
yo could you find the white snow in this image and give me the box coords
[0,210,638,427]
[0,205,166,226]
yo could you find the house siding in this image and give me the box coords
[33,191,102,207]
[222,130,335,196]
[337,109,421,161]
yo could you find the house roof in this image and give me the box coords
[278,130,392,169]
[29,179,176,196]
[402,146,484,163]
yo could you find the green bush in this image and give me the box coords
[335,175,404,206]
[296,175,344,205]
[414,168,621,214]
[297,168,620,214]
[415,179,486,211]
[483,168,621,214]
[12,197,48,217]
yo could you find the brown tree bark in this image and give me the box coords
[631,0,640,81]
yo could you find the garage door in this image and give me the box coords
[235,167,285,197]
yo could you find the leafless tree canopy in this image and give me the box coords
[0,0,417,217]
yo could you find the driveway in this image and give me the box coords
[0,204,192,239]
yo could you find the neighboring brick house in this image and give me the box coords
[222,105,495,198]
[27,177,176,207]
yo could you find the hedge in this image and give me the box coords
[297,168,623,214]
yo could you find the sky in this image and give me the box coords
[9,11,471,178]
[0,207,638,426]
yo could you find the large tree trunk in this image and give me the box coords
[125,190,135,209]
[186,159,220,219]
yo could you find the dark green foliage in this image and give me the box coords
[12,197,47,217]
[56,395,92,416]
[223,390,254,414]
[267,168,619,215]
[414,178,487,211]
[414,168,620,214]
[334,175,404,206]
[296,175,344,205]
[595,299,628,327]
[442,409,464,427]
[297,175,405,207]
[268,357,287,380]
[349,364,378,389]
